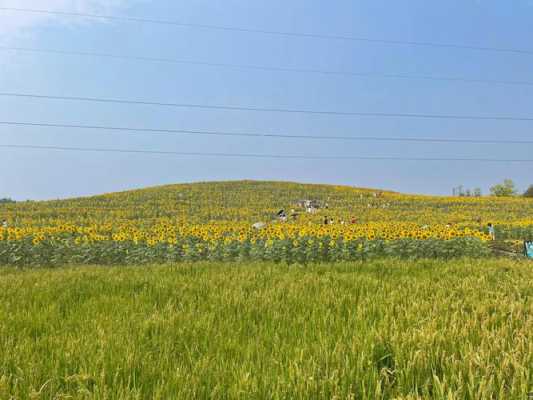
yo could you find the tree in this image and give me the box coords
[453,186,482,197]
[524,185,533,198]
[452,185,462,196]
[490,179,517,197]
[0,198,14,204]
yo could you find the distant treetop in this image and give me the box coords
[0,198,15,204]
[490,179,517,197]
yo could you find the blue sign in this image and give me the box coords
[525,242,533,259]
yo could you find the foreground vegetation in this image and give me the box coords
[0,259,531,399]
[0,237,491,266]
[1,181,532,265]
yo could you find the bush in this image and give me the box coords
[490,179,517,197]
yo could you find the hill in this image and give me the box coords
[1,180,532,226]
[1,181,532,266]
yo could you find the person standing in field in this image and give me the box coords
[487,223,496,240]
[1,220,7,228]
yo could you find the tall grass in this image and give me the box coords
[0,259,531,399]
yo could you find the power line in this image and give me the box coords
[2,46,533,88]
[3,92,533,122]
[2,120,532,145]
[1,144,531,163]
[1,7,532,56]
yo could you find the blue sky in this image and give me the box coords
[1,0,532,200]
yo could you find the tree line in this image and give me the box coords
[453,180,533,198]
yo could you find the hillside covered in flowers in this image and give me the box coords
[1,181,532,265]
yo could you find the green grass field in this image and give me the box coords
[0,260,531,399]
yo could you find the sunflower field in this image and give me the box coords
[1,181,532,266]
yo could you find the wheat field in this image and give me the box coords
[0,259,531,399]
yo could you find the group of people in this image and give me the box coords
[323,216,357,225]
[275,209,361,226]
